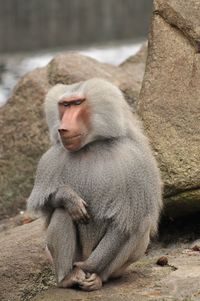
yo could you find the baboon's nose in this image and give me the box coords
[58,128,68,134]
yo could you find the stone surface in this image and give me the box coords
[32,251,200,301]
[139,0,200,217]
[154,0,200,51]
[0,219,55,301]
[33,243,200,301]
[0,47,146,220]
[1,218,200,301]
[0,68,50,219]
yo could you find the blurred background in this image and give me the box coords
[0,0,153,106]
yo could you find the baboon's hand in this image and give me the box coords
[67,198,90,223]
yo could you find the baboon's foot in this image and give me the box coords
[58,267,86,288]
[79,273,102,291]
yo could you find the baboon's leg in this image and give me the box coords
[74,226,127,290]
[77,230,150,291]
[75,225,127,274]
[46,208,85,287]
[101,230,150,282]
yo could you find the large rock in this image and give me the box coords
[0,68,50,219]
[139,0,200,217]
[0,48,146,220]
[0,219,54,301]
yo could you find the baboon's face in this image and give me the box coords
[58,95,91,152]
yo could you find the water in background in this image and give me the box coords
[0,42,142,107]
[0,0,152,53]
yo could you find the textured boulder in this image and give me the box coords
[0,68,50,219]
[0,219,54,301]
[139,0,200,216]
[0,48,146,220]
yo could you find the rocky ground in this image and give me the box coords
[1,215,200,301]
[32,241,200,301]
[0,213,199,301]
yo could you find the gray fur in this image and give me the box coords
[27,78,162,287]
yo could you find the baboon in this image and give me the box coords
[27,78,162,291]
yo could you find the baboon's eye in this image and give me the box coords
[74,100,82,105]
[63,102,70,107]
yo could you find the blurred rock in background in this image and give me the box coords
[0,43,142,107]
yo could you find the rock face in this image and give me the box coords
[0,69,50,219]
[0,47,146,220]
[139,0,200,217]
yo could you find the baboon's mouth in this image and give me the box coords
[65,134,82,142]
